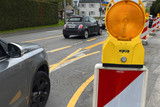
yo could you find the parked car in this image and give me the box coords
[101,18,106,29]
[63,15,102,39]
[0,38,50,107]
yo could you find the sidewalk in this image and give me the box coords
[0,26,63,38]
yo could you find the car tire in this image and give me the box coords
[64,35,70,38]
[83,30,89,39]
[98,28,102,35]
[30,71,50,107]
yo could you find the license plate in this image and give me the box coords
[68,24,76,28]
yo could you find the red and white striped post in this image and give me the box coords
[141,20,149,45]
[156,17,160,30]
[150,17,158,35]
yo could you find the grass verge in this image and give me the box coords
[0,20,64,33]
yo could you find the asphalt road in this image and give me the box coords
[1,28,160,107]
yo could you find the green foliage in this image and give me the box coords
[145,8,150,13]
[49,0,72,10]
[155,3,160,13]
[150,0,160,16]
[0,20,64,33]
[0,0,58,31]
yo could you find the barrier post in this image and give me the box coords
[156,13,160,30]
[93,0,148,107]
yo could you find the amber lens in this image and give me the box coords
[106,1,145,41]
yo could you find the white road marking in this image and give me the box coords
[73,50,89,57]
[72,41,83,46]
[153,65,160,74]
[147,75,160,107]
[45,30,61,33]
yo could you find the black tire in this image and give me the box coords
[63,35,70,38]
[83,30,89,39]
[98,28,102,35]
[30,71,50,107]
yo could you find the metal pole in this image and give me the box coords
[100,0,102,19]
[64,0,67,24]
[74,1,78,15]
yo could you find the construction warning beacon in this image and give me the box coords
[102,0,146,68]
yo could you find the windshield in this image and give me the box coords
[68,17,82,22]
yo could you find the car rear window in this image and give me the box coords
[68,17,82,22]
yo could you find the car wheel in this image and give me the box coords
[64,35,70,38]
[98,28,102,35]
[30,71,50,107]
[83,30,89,39]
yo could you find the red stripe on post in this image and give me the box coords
[154,18,157,21]
[142,35,147,40]
[152,29,155,32]
[152,23,157,27]
[142,27,148,33]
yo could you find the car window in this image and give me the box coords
[68,17,83,22]
[84,17,89,22]
[89,17,96,23]
[0,44,7,60]
[0,38,8,52]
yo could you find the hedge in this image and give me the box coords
[0,0,58,31]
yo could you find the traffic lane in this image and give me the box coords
[2,29,107,54]
[21,30,107,52]
[1,29,63,43]
[46,45,102,107]
[47,34,107,66]
[2,28,107,65]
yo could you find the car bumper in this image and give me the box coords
[63,29,85,36]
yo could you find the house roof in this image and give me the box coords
[79,0,100,3]
[66,5,74,10]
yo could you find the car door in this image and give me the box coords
[84,17,92,34]
[0,43,28,107]
[89,17,99,34]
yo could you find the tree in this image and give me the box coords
[150,0,160,17]
[155,3,160,13]
[145,8,150,13]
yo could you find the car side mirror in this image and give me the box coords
[8,43,25,58]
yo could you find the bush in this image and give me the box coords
[0,0,58,31]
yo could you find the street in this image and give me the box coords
[1,29,160,107]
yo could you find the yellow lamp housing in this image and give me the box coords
[102,0,145,68]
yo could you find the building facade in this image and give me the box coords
[78,0,105,17]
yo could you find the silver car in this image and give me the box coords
[0,38,50,107]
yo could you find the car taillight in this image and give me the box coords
[64,24,66,29]
[78,25,83,29]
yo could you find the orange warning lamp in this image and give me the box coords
[106,0,145,41]
[102,0,145,68]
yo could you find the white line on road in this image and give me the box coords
[153,65,160,74]
[45,30,61,33]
